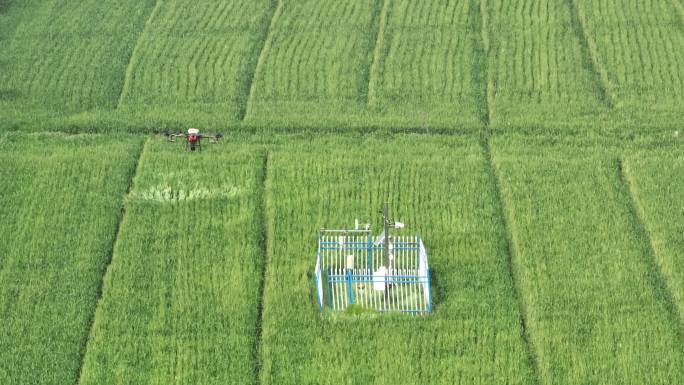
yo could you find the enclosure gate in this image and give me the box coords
[314,229,432,313]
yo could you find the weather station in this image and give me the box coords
[314,203,432,314]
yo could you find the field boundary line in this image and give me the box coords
[475,0,492,127]
[674,0,684,27]
[564,0,614,108]
[252,151,271,385]
[241,0,283,122]
[115,0,161,109]
[366,0,390,106]
[74,137,149,385]
[618,158,684,343]
[481,138,542,385]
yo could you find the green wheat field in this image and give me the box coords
[1,1,683,384]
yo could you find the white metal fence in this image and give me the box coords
[314,229,432,313]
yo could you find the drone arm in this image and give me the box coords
[165,132,186,142]
[201,132,223,144]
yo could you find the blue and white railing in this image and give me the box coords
[314,229,432,314]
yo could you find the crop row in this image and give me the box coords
[117,0,275,124]
[1,0,682,133]
[573,0,684,118]
[492,136,684,384]
[0,0,156,122]
[484,0,611,130]
[622,148,684,329]
[78,140,266,385]
[259,136,534,384]
[244,0,382,128]
[258,135,684,384]
[366,0,485,128]
[0,134,141,385]
[2,134,683,385]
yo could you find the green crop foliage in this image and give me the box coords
[245,0,490,131]
[367,0,485,129]
[244,0,382,129]
[260,136,534,385]
[623,148,684,324]
[0,1,156,126]
[2,132,684,385]
[484,0,611,132]
[117,0,275,125]
[1,0,683,133]
[78,139,265,385]
[1,0,684,381]
[574,0,684,127]
[491,136,684,385]
[0,133,141,385]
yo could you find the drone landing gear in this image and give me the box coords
[187,141,201,152]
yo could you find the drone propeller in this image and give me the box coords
[162,131,186,142]
[202,132,223,144]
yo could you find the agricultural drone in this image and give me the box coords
[163,128,223,151]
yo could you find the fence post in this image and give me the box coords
[426,269,432,313]
[327,269,334,310]
[346,268,355,306]
[367,233,373,274]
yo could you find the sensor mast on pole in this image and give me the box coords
[383,202,391,271]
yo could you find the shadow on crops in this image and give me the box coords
[428,268,442,312]
[0,89,20,102]
[0,0,10,14]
